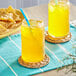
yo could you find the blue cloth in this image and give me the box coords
[0,24,76,76]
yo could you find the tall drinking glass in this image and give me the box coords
[21,19,45,62]
[48,0,70,38]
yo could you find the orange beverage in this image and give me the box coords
[48,0,70,38]
[21,19,45,62]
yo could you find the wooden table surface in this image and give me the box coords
[24,4,76,76]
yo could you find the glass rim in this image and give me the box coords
[22,19,44,27]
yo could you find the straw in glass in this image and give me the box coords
[20,8,30,27]
[20,8,34,36]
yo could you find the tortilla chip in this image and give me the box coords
[0,6,25,38]
[0,24,8,35]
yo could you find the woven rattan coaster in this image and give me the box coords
[18,54,50,68]
[45,31,72,44]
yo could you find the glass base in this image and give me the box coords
[48,33,69,39]
[45,31,72,43]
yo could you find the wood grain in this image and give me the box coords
[24,4,76,27]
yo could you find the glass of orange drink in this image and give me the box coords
[21,19,45,62]
[48,0,70,38]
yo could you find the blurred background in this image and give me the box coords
[0,0,76,9]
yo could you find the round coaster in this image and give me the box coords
[45,31,72,44]
[18,54,50,68]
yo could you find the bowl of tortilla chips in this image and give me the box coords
[0,6,25,39]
